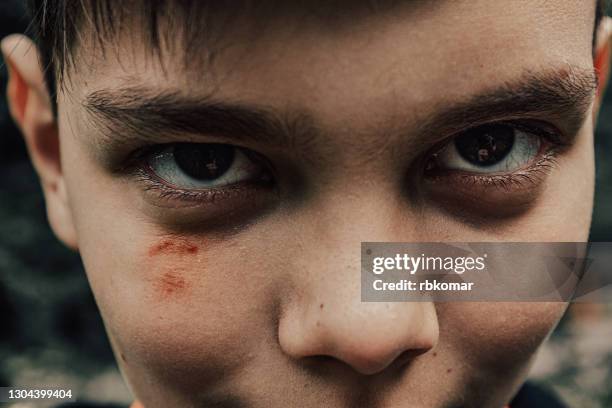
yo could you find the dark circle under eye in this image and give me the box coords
[173,143,235,180]
[454,124,515,166]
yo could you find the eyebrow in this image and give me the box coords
[83,64,597,157]
[84,86,320,156]
[419,65,598,143]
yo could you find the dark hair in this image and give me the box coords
[26,0,608,99]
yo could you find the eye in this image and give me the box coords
[146,143,268,189]
[422,121,563,218]
[431,123,542,174]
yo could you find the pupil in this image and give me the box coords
[454,124,514,166]
[173,144,235,180]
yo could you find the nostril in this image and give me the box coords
[306,355,337,365]
[297,349,426,377]
[393,349,428,369]
[298,354,361,377]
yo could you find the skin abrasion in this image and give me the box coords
[155,269,189,299]
[148,239,199,257]
[147,238,201,301]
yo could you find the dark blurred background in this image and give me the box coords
[0,1,611,407]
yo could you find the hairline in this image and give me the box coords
[26,0,608,105]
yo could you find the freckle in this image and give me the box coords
[320,303,324,310]
[432,352,437,357]
[447,368,452,374]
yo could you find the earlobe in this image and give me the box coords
[1,34,79,250]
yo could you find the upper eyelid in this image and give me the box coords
[428,120,564,157]
[492,121,565,144]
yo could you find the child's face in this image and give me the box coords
[16,0,603,406]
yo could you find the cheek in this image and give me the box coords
[535,125,595,239]
[76,227,276,393]
[61,143,280,394]
[438,302,567,373]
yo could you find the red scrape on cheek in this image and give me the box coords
[155,269,189,299]
[146,238,201,301]
[148,239,199,257]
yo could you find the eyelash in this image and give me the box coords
[132,157,273,206]
[426,149,559,190]
[127,120,566,207]
[423,121,565,188]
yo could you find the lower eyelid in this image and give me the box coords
[136,167,256,203]
[422,151,559,217]
[446,150,555,183]
[138,184,280,234]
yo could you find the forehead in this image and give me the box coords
[64,0,596,119]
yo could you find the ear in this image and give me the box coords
[594,17,612,118]
[1,34,78,250]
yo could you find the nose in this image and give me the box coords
[277,185,440,376]
[279,297,439,375]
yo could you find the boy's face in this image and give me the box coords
[7,0,604,407]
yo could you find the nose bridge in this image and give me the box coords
[278,191,439,376]
[305,180,413,245]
